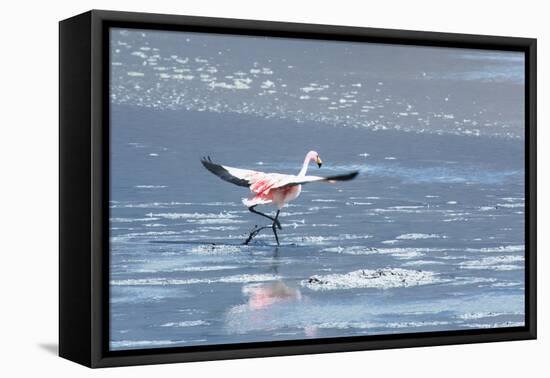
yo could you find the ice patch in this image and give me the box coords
[496,203,524,208]
[110,217,160,223]
[396,233,442,240]
[402,260,445,267]
[134,185,167,189]
[261,80,275,89]
[111,274,281,286]
[323,246,428,259]
[187,218,246,225]
[389,206,425,210]
[187,244,243,255]
[302,268,440,290]
[165,265,241,273]
[285,234,372,245]
[143,223,165,228]
[300,85,326,93]
[198,226,239,232]
[112,202,189,209]
[385,321,450,329]
[459,255,524,271]
[208,78,251,90]
[492,281,523,287]
[130,51,147,59]
[479,206,496,211]
[285,236,331,245]
[110,339,187,348]
[160,320,209,327]
[308,206,336,211]
[465,245,524,253]
[153,212,238,220]
[447,277,498,286]
[314,321,381,330]
[461,321,524,329]
[456,311,522,320]
[111,230,179,241]
[500,197,524,201]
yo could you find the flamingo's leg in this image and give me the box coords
[271,210,281,246]
[272,224,280,245]
[243,210,282,245]
[242,225,270,245]
[248,206,282,230]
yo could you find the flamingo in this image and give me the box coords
[201,151,358,245]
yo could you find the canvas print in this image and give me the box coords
[108,28,525,351]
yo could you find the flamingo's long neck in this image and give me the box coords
[298,154,312,177]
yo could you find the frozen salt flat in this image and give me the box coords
[108,29,525,351]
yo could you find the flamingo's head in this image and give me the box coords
[306,150,323,168]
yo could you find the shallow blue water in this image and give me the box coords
[108,29,525,351]
[109,106,525,351]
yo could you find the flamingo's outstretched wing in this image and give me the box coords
[277,171,359,187]
[201,157,266,188]
[201,156,358,193]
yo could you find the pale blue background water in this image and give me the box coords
[109,29,525,351]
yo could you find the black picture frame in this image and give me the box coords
[59,9,537,368]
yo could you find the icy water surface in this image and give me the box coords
[109,29,525,351]
[109,107,525,350]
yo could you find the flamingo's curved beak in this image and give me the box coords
[316,156,323,168]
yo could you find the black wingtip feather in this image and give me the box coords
[200,156,251,187]
[326,171,359,181]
